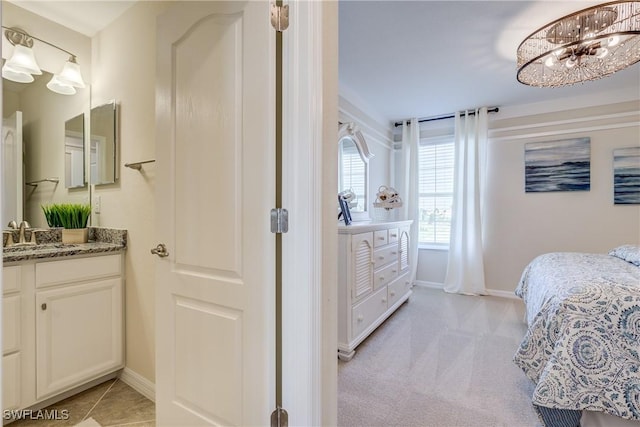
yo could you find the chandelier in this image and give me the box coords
[517,1,640,87]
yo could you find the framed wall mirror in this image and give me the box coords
[64,113,85,189]
[90,100,117,185]
[338,122,374,222]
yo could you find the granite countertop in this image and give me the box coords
[3,227,127,263]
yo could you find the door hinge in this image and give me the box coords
[270,406,288,427]
[270,3,289,32]
[270,208,289,234]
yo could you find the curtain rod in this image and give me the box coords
[393,107,499,128]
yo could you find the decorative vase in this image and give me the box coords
[62,228,89,244]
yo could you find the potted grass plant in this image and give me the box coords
[42,203,91,243]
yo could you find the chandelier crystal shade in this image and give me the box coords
[517,1,640,87]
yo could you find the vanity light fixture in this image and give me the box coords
[517,1,640,87]
[2,26,85,95]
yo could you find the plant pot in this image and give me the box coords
[62,228,89,244]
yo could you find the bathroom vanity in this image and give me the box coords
[2,228,126,414]
[338,220,412,361]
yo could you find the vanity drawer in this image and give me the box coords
[373,262,398,290]
[3,266,21,294]
[36,254,122,288]
[351,287,387,339]
[2,295,21,355]
[373,245,399,269]
[373,230,388,247]
[388,228,399,244]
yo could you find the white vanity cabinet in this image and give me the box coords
[2,252,124,411]
[35,254,124,399]
[338,220,413,361]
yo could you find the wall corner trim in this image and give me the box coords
[119,367,155,402]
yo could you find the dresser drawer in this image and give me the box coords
[372,245,399,269]
[388,275,412,307]
[3,266,21,294]
[387,228,399,244]
[2,295,21,354]
[352,287,388,339]
[373,262,398,290]
[373,230,388,247]
[36,254,122,288]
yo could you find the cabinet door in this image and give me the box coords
[351,232,374,301]
[36,278,123,399]
[3,353,21,411]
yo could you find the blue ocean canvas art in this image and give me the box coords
[525,137,590,192]
[613,147,640,205]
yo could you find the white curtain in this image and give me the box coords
[400,119,420,284]
[443,108,488,296]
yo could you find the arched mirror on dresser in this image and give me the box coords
[338,122,374,222]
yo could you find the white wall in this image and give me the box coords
[416,99,640,294]
[90,1,169,384]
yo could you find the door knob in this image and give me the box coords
[151,243,169,258]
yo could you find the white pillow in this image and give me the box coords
[609,244,640,266]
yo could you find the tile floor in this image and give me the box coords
[7,378,155,427]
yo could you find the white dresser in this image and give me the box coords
[338,220,413,361]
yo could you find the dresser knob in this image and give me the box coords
[392,270,397,273]
[357,315,364,322]
[390,291,396,297]
[379,276,385,280]
[381,298,387,303]
[391,251,397,255]
[378,256,384,260]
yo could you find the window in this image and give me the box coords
[418,139,454,246]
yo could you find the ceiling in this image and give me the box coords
[339,1,640,125]
[6,0,639,126]
[6,0,136,37]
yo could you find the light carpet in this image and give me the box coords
[338,286,542,427]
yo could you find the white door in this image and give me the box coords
[2,111,23,224]
[155,1,275,426]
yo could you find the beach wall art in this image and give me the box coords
[613,146,640,205]
[525,137,591,192]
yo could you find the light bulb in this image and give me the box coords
[596,48,609,59]
[607,35,620,47]
[545,55,557,68]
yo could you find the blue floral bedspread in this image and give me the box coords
[514,251,640,422]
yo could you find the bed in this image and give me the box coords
[514,245,640,427]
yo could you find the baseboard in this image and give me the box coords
[414,280,518,300]
[486,289,519,300]
[413,280,443,289]
[118,367,155,402]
